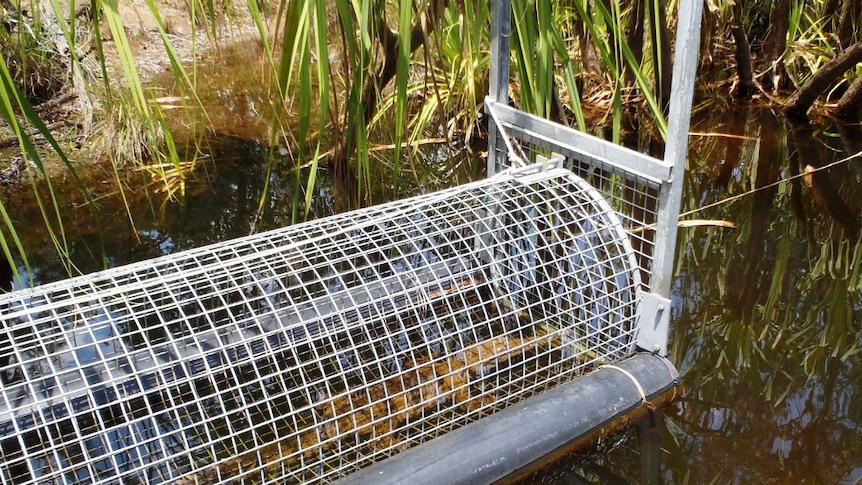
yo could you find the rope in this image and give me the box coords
[680,148,862,219]
[600,364,647,404]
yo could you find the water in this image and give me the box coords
[661,108,862,483]
[2,105,861,483]
[2,139,293,286]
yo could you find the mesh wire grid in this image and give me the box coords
[0,164,642,484]
[487,103,664,290]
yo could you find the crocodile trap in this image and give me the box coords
[0,0,702,480]
[0,161,648,484]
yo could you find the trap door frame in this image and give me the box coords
[486,0,703,356]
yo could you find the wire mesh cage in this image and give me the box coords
[486,101,668,293]
[0,162,642,485]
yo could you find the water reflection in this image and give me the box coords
[521,108,862,484]
[664,107,862,483]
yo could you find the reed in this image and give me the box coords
[0,40,107,282]
[1,0,850,282]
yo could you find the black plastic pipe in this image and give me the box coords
[336,352,679,485]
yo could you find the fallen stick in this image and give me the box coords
[0,120,75,149]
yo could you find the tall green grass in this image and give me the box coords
[0,0,846,283]
[0,0,688,282]
[509,0,670,141]
[0,52,97,281]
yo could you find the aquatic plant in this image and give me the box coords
[1,0,859,281]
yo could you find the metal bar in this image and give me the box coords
[649,0,704,299]
[638,406,664,485]
[333,352,679,485]
[486,0,512,176]
[487,100,672,184]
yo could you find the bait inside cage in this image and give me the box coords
[0,163,643,485]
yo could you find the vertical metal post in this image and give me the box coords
[635,0,703,357]
[650,0,703,299]
[487,0,512,176]
[637,406,665,485]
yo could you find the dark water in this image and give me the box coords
[3,105,861,483]
[662,109,862,484]
[1,139,294,286]
[507,108,861,485]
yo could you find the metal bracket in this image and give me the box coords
[635,292,671,356]
[499,155,567,185]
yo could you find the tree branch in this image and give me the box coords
[762,0,790,91]
[362,0,449,123]
[730,18,755,98]
[784,40,862,119]
[834,75,862,119]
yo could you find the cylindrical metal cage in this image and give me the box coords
[0,164,641,484]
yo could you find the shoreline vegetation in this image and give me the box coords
[2,0,862,281]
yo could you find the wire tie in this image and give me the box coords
[600,364,657,426]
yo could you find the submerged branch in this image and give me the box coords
[834,75,862,120]
[0,120,77,149]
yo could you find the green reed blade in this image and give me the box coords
[391,0,413,191]
[0,51,109,276]
[303,0,333,218]
[593,0,667,138]
[101,0,147,116]
[548,18,586,131]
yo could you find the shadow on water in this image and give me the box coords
[0,138,324,288]
[0,134,483,289]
